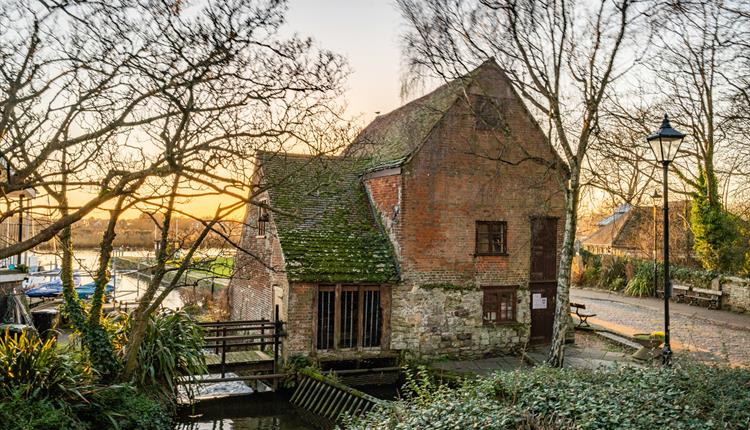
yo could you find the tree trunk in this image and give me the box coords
[547,170,580,367]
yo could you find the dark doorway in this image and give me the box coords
[529,217,558,344]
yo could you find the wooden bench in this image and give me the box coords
[657,283,689,301]
[657,284,722,309]
[570,302,596,328]
[685,287,722,309]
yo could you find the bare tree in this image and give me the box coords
[596,1,750,271]
[0,0,346,260]
[1,0,350,383]
[397,0,646,365]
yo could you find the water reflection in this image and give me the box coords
[176,395,315,430]
[177,415,313,430]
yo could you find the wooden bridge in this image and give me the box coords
[181,309,287,388]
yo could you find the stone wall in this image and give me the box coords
[390,284,529,359]
[721,276,750,314]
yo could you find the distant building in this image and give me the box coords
[230,60,565,362]
[580,201,694,264]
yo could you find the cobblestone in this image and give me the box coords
[571,287,750,366]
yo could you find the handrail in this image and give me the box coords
[198,319,274,327]
[199,305,285,381]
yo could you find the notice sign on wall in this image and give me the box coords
[532,293,548,309]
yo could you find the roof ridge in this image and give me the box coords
[255,150,344,160]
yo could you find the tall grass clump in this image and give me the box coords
[134,309,206,400]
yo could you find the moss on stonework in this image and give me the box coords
[420,283,477,291]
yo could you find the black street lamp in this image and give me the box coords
[650,188,661,297]
[646,114,686,365]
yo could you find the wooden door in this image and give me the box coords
[529,217,558,344]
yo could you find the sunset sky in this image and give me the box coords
[80,1,407,220]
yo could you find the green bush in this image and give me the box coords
[576,252,722,293]
[0,331,89,400]
[489,364,750,429]
[599,256,626,290]
[347,382,531,430]
[350,364,750,430]
[0,388,83,430]
[624,261,656,297]
[75,384,173,430]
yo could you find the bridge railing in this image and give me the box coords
[196,306,285,378]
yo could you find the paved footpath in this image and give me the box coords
[571,287,750,366]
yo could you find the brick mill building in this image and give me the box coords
[229,60,565,362]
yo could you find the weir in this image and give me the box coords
[290,367,383,427]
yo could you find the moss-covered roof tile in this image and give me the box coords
[258,152,398,283]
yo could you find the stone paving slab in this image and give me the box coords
[430,341,640,377]
[571,287,750,366]
[431,355,529,376]
[526,345,641,370]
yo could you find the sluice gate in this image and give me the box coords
[290,368,383,426]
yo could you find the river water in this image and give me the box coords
[27,249,183,308]
[176,394,315,430]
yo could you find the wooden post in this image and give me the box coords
[221,326,227,378]
[260,319,266,352]
[274,305,281,371]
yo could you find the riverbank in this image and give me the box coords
[113,256,230,291]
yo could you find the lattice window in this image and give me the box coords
[482,286,516,324]
[340,288,359,348]
[476,221,508,255]
[362,288,381,348]
[316,285,384,350]
[257,203,268,237]
[317,287,335,350]
[475,95,506,130]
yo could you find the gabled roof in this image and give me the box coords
[582,201,692,249]
[582,208,633,248]
[345,63,493,168]
[597,203,632,226]
[257,152,398,283]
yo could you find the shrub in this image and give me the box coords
[75,384,172,430]
[0,331,89,400]
[624,262,656,297]
[489,364,750,430]
[133,309,206,399]
[599,256,626,290]
[0,388,83,430]
[347,386,532,430]
[349,364,750,430]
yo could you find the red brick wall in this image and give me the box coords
[399,67,564,286]
[285,282,316,357]
[229,188,288,322]
[388,65,566,356]
[364,172,402,258]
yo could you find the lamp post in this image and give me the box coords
[651,188,661,297]
[646,114,686,365]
